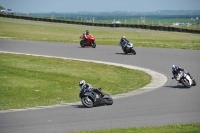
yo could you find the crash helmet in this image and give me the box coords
[86,30,89,34]
[122,36,125,39]
[79,80,86,87]
[172,64,179,71]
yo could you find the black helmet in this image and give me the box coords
[86,30,89,34]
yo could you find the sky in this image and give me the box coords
[0,0,200,13]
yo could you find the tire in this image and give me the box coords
[131,48,136,55]
[81,97,93,108]
[80,40,85,47]
[181,79,191,88]
[192,79,196,86]
[91,41,96,48]
[124,49,128,54]
[123,47,128,54]
[103,94,113,105]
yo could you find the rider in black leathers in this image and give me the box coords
[79,80,104,97]
[119,36,129,46]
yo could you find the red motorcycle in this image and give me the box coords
[79,34,96,48]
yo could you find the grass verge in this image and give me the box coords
[0,53,151,110]
[0,17,200,50]
[69,123,200,133]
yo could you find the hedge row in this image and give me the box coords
[1,13,200,34]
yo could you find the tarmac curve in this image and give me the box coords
[0,40,200,133]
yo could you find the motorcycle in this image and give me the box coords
[120,41,136,55]
[79,34,96,48]
[172,71,196,88]
[79,87,113,108]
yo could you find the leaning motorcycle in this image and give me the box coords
[120,41,136,55]
[79,34,96,48]
[79,87,113,108]
[172,71,196,88]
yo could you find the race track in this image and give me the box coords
[0,40,200,133]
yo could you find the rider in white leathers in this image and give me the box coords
[172,64,192,86]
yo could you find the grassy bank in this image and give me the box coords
[0,17,200,50]
[69,123,200,133]
[0,53,151,110]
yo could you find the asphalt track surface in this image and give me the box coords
[0,40,200,133]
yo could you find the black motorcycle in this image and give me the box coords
[120,41,136,55]
[79,88,113,108]
[172,71,196,88]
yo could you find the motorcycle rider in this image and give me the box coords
[83,30,90,40]
[172,64,192,85]
[79,80,105,97]
[119,36,129,46]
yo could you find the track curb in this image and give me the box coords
[0,51,168,113]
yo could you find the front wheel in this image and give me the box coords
[81,96,94,108]
[91,41,96,48]
[192,79,196,86]
[131,48,136,55]
[181,79,191,88]
[103,94,113,105]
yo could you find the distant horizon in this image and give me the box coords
[0,0,199,13]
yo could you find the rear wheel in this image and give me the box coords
[80,40,85,47]
[123,47,128,54]
[91,41,96,48]
[81,97,93,108]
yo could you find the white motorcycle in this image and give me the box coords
[172,71,196,88]
[120,41,136,55]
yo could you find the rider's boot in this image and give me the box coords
[98,88,105,97]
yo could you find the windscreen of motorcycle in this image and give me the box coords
[128,42,133,47]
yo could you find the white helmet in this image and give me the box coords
[122,36,125,39]
[79,80,86,87]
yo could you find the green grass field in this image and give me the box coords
[69,123,200,133]
[0,53,151,110]
[0,17,200,50]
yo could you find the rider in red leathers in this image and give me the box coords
[83,30,90,40]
